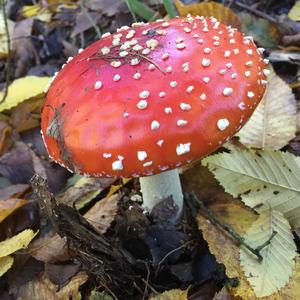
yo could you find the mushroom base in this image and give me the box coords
[140,169,183,219]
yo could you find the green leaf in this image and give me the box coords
[238,68,297,150]
[162,0,177,18]
[202,149,300,228]
[240,210,297,297]
[125,0,160,21]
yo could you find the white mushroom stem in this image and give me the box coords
[140,169,183,219]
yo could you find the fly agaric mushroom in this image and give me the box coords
[41,16,267,219]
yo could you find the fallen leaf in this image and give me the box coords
[0,198,27,222]
[84,193,120,234]
[175,0,241,29]
[18,271,88,300]
[0,255,14,277]
[0,76,50,112]
[0,184,30,201]
[85,0,125,17]
[57,175,114,209]
[213,287,232,300]
[0,229,37,258]
[29,232,69,263]
[288,1,300,21]
[10,97,44,132]
[240,12,280,48]
[89,289,113,300]
[0,141,35,184]
[197,203,300,299]
[22,5,52,22]
[11,18,38,77]
[0,14,14,58]
[0,121,12,155]
[238,68,297,150]
[240,210,296,297]
[106,178,131,198]
[202,149,300,228]
[150,288,189,300]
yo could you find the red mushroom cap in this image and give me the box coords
[41,16,267,177]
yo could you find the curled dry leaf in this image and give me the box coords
[202,149,300,228]
[0,76,51,112]
[0,255,14,277]
[240,210,296,297]
[238,68,297,150]
[175,0,241,29]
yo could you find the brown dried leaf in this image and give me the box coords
[0,121,13,155]
[213,287,232,300]
[11,18,39,77]
[84,193,120,234]
[10,97,44,132]
[175,0,241,29]
[0,198,27,222]
[29,232,69,263]
[58,176,114,209]
[0,184,30,201]
[18,271,88,300]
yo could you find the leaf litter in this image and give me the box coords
[0,0,300,299]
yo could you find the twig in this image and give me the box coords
[234,1,277,23]
[189,192,277,262]
[157,239,194,268]
[79,0,101,39]
[0,0,11,104]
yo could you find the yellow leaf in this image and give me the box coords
[0,14,14,58]
[0,229,37,258]
[202,149,300,228]
[0,76,51,112]
[22,5,52,23]
[106,178,131,198]
[197,205,256,299]
[240,210,296,297]
[288,1,300,21]
[0,255,14,277]
[238,68,297,150]
[175,0,241,29]
[150,288,189,300]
